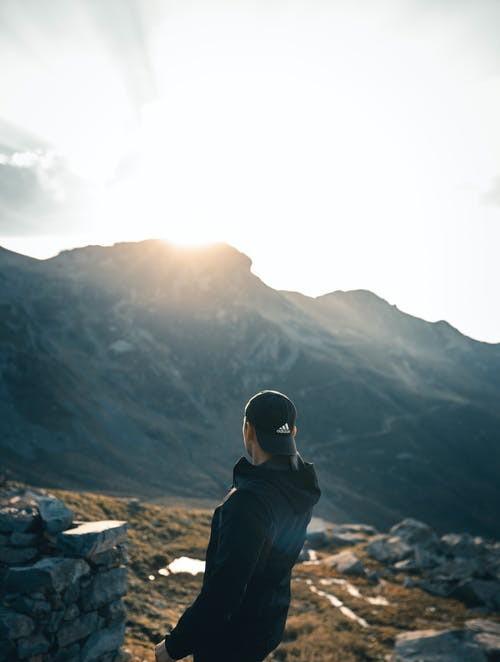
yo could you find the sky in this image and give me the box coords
[1,0,500,342]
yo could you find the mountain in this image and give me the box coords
[1,239,499,536]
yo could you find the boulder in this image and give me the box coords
[9,595,52,619]
[45,609,65,633]
[297,547,317,562]
[0,506,38,533]
[35,496,74,534]
[0,544,38,564]
[335,523,378,536]
[392,628,487,661]
[9,531,39,547]
[0,608,35,639]
[441,533,489,559]
[52,643,81,662]
[305,530,329,548]
[126,498,142,514]
[466,620,500,659]
[57,611,100,648]
[412,545,443,570]
[466,619,500,637]
[80,622,126,661]
[473,633,500,660]
[17,633,50,659]
[415,578,454,598]
[57,520,127,559]
[330,531,368,546]
[429,557,483,582]
[64,603,80,622]
[101,599,127,624]
[88,544,129,569]
[4,557,90,594]
[451,579,500,610]
[366,535,413,563]
[394,558,419,573]
[390,518,440,549]
[324,551,365,576]
[80,567,127,609]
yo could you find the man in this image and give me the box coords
[155,389,321,662]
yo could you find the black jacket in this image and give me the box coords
[164,452,321,661]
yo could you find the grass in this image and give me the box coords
[43,486,499,662]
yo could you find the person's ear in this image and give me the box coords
[293,425,298,436]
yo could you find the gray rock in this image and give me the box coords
[392,628,487,661]
[0,506,38,533]
[64,603,80,621]
[305,530,329,548]
[57,520,127,559]
[451,579,500,610]
[44,610,65,633]
[366,535,413,563]
[9,531,39,547]
[466,621,500,660]
[80,622,126,661]
[4,556,90,594]
[324,551,365,576]
[17,632,50,659]
[58,611,99,647]
[89,544,129,569]
[466,620,500,637]
[441,533,489,559]
[336,523,378,536]
[297,547,316,562]
[412,545,443,570]
[0,639,16,660]
[63,581,80,605]
[415,578,454,597]
[81,567,127,609]
[114,649,133,662]
[0,608,35,639]
[330,531,369,546]
[126,498,142,513]
[394,558,419,573]
[35,496,74,534]
[474,633,500,660]
[0,544,38,564]
[430,557,483,582]
[52,643,81,662]
[390,518,440,548]
[101,599,126,624]
[10,595,52,619]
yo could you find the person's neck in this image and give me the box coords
[250,446,273,466]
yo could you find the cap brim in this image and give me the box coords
[255,428,297,455]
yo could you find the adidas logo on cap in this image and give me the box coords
[275,422,291,434]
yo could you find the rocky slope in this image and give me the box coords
[6,481,496,662]
[1,239,500,536]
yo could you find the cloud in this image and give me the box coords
[0,148,93,236]
[482,176,500,207]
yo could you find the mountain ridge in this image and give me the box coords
[1,238,499,537]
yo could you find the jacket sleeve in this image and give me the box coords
[163,488,274,660]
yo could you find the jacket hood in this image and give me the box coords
[232,452,321,514]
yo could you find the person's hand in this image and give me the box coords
[154,638,176,662]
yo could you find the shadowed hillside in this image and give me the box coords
[1,239,500,536]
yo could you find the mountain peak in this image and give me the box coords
[317,289,391,307]
[51,238,253,273]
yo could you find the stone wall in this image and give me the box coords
[0,486,129,662]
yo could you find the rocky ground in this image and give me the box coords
[4,480,498,661]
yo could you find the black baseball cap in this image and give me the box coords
[244,390,297,455]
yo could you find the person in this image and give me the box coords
[154,389,321,662]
